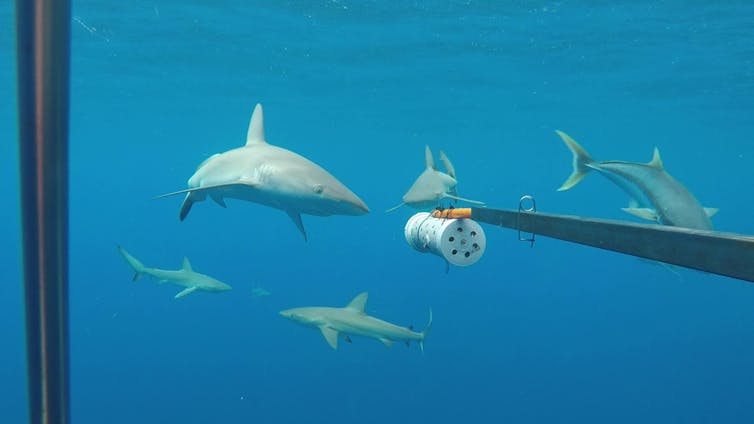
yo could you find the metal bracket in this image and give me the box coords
[517,195,536,247]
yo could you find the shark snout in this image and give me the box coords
[329,188,370,215]
[279,309,296,320]
[212,280,233,292]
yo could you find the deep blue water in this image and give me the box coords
[2,1,754,422]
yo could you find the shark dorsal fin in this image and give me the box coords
[182,257,193,272]
[438,150,456,178]
[648,147,664,170]
[246,103,266,146]
[346,292,368,312]
[424,145,436,170]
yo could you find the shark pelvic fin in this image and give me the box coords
[621,207,659,222]
[379,338,393,347]
[182,257,193,272]
[286,210,307,242]
[175,287,198,299]
[246,103,266,146]
[648,147,664,170]
[424,145,436,170]
[704,207,719,217]
[156,183,257,221]
[438,150,456,179]
[556,130,594,191]
[319,326,338,349]
[179,193,195,221]
[346,292,368,313]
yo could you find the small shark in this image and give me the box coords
[251,286,271,298]
[118,246,232,299]
[556,130,718,230]
[280,292,432,352]
[387,145,484,212]
[158,103,369,240]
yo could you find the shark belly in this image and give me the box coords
[598,163,712,230]
[330,314,420,342]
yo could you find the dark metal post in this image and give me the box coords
[15,0,71,423]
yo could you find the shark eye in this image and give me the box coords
[313,184,324,194]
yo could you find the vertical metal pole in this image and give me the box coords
[15,0,71,423]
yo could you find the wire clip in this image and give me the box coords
[517,195,536,247]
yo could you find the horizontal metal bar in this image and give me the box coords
[471,207,754,284]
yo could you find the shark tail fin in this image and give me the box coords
[117,246,147,281]
[419,308,433,354]
[555,130,594,191]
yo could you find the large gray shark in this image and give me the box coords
[387,145,484,212]
[556,130,718,230]
[118,246,232,299]
[158,103,369,240]
[280,292,432,352]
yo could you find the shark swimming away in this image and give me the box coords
[280,292,432,352]
[387,145,484,212]
[118,246,232,299]
[556,130,718,230]
[157,103,369,241]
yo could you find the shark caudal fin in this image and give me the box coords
[419,308,433,354]
[555,130,595,191]
[117,246,147,281]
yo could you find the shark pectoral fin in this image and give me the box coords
[621,207,659,222]
[175,287,198,299]
[704,207,719,217]
[319,326,339,349]
[443,194,485,205]
[438,150,456,179]
[285,210,307,242]
[379,338,393,347]
[385,202,405,213]
[210,193,227,208]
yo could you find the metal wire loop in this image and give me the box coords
[517,195,536,247]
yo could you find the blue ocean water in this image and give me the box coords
[2,1,754,422]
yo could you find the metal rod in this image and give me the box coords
[471,207,754,284]
[16,0,72,423]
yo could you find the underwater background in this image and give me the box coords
[2,1,754,422]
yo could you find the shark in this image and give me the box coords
[387,145,484,212]
[157,103,369,241]
[251,286,271,298]
[280,292,432,352]
[118,246,232,299]
[556,130,718,230]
